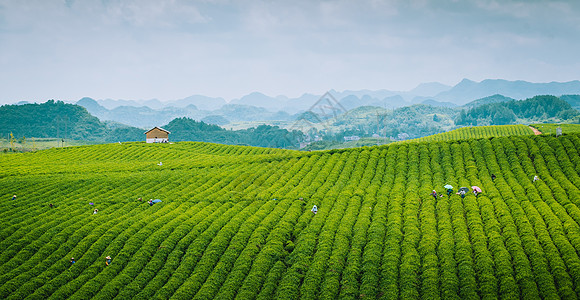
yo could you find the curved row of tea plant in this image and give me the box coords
[407,124,533,143]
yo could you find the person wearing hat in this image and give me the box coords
[311,205,318,214]
[70,257,76,264]
[105,256,111,266]
[429,190,438,200]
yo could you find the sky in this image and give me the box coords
[0,0,579,104]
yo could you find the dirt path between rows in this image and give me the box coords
[529,126,542,135]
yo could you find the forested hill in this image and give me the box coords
[1,100,104,140]
[455,95,579,125]
[164,117,305,148]
[0,100,144,142]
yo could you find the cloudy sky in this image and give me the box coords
[0,0,579,104]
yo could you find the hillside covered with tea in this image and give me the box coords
[2,130,580,299]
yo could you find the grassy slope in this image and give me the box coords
[531,124,580,135]
[406,124,534,143]
[2,133,580,299]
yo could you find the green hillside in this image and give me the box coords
[531,124,580,135]
[407,124,534,143]
[2,134,580,299]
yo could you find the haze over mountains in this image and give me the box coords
[65,79,580,128]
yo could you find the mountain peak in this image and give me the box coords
[457,78,477,85]
[410,82,452,97]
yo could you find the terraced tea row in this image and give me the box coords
[408,124,534,143]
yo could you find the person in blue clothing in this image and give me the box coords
[446,188,453,196]
[11,194,16,200]
[70,257,76,264]
[105,256,111,266]
[148,199,154,206]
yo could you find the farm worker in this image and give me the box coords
[311,205,318,214]
[446,188,453,196]
[105,256,111,266]
[472,189,479,196]
[11,194,16,200]
[157,162,163,166]
[148,199,153,206]
[138,197,142,202]
[93,209,98,214]
[458,190,466,198]
[533,175,539,182]
[491,174,496,181]
[430,190,438,200]
[70,257,76,264]
[49,203,54,208]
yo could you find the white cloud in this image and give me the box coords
[0,0,579,103]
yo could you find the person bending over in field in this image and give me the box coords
[11,194,16,200]
[430,190,438,200]
[105,256,111,266]
[446,188,453,196]
[311,205,318,214]
[70,258,76,264]
[533,175,539,182]
[49,203,54,208]
[93,209,98,214]
[491,174,496,181]
[458,190,466,199]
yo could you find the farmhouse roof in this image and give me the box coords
[144,127,171,134]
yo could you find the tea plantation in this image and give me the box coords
[2,127,580,299]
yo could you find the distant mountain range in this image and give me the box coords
[77,97,294,129]
[12,79,577,129]
[435,79,580,105]
[82,78,580,111]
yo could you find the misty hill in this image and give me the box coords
[95,95,225,111]
[420,99,457,107]
[560,95,580,110]
[229,92,287,112]
[169,95,226,111]
[462,94,515,109]
[435,79,580,105]
[213,104,292,122]
[77,98,199,129]
[77,98,295,129]
[410,82,453,96]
